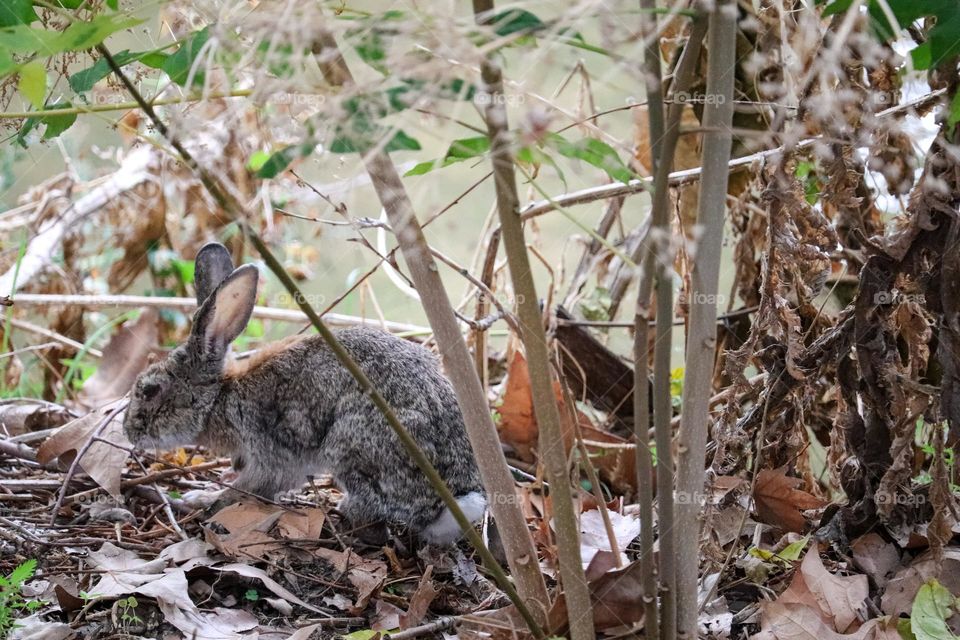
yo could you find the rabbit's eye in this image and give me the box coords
[140,381,161,400]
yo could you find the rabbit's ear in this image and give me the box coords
[191,264,259,363]
[195,242,235,305]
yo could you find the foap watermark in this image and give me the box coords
[266,92,326,108]
[875,492,926,506]
[873,290,925,306]
[489,491,522,506]
[274,291,326,307]
[474,91,526,107]
[671,490,708,506]
[670,91,727,106]
[685,291,728,306]
[476,291,525,307]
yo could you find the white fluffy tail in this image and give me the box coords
[421,491,487,545]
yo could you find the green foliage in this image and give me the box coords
[69,48,168,94]
[162,26,210,87]
[910,579,960,640]
[670,367,684,409]
[343,10,405,75]
[250,140,318,179]
[405,136,490,176]
[821,0,960,70]
[0,559,44,635]
[16,60,45,109]
[795,161,822,204]
[0,0,37,28]
[243,589,259,602]
[543,134,634,183]
[117,596,142,627]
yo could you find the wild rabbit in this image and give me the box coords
[123,242,486,544]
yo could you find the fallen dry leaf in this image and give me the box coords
[880,548,960,617]
[372,598,405,631]
[579,508,640,570]
[753,469,826,533]
[79,308,159,408]
[753,603,902,640]
[770,548,869,634]
[206,501,326,562]
[400,566,438,630]
[549,558,646,632]
[850,533,901,589]
[313,547,388,613]
[37,401,131,497]
[498,350,635,492]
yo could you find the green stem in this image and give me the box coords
[1,90,254,120]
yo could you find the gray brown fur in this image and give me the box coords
[123,243,483,539]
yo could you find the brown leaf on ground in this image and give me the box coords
[37,402,130,497]
[549,559,645,633]
[498,351,635,492]
[754,468,826,533]
[774,548,869,634]
[850,533,901,589]
[313,547,388,613]
[400,565,438,630]
[79,308,160,408]
[753,602,902,640]
[372,599,404,631]
[206,501,326,561]
[497,351,539,461]
[0,401,76,437]
[880,548,960,617]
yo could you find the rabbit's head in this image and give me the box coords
[124,243,258,449]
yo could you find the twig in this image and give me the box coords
[49,402,126,526]
[473,2,592,638]
[384,617,459,639]
[0,89,253,119]
[674,1,737,635]
[6,294,429,335]
[0,313,103,357]
[518,88,948,222]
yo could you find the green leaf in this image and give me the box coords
[254,141,317,178]
[0,46,15,77]
[383,130,421,152]
[490,9,546,37]
[39,100,77,139]
[8,559,36,586]
[546,134,634,183]
[947,91,960,127]
[171,259,195,285]
[17,60,46,109]
[346,10,404,75]
[0,25,62,54]
[0,0,37,28]
[162,26,210,87]
[69,48,147,93]
[106,0,119,9]
[247,150,270,172]
[911,579,959,640]
[776,536,809,561]
[404,136,489,176]
[56,14,142,51]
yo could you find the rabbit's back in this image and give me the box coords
[228,326,482,529]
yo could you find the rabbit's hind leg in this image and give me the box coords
[336,473,390,545]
